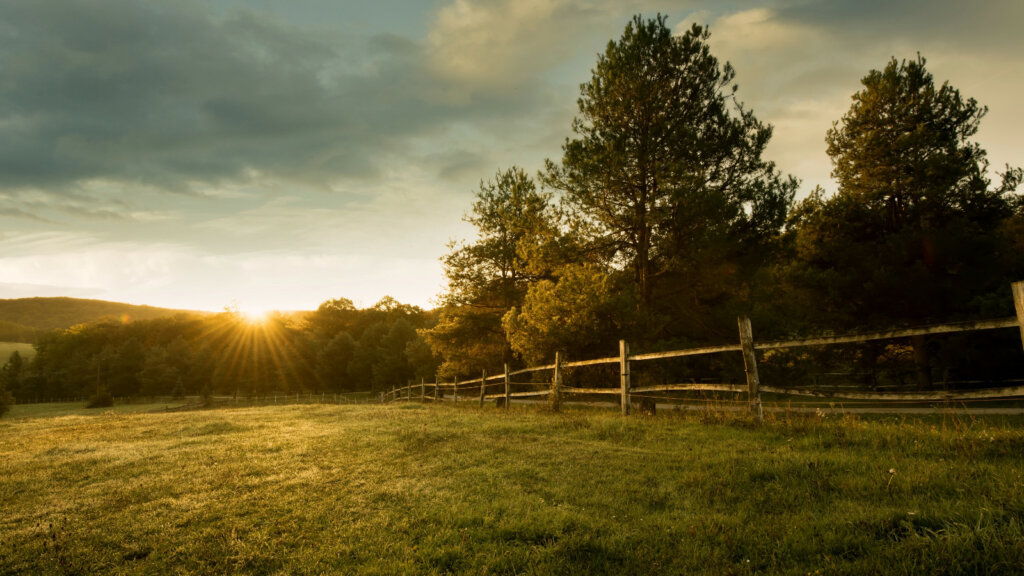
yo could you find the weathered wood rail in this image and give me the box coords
[385,282,1024,419]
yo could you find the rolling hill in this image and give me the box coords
[0,297,202,342]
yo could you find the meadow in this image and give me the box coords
[1,401,1023,575]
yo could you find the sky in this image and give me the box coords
[1,0,1021,313]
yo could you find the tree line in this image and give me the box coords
[0,297,440,410]
[419,15,1023,390]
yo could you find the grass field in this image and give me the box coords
[2,402,1023,575]
[0,341,34,362]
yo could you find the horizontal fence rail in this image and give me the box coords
[755,317,1019,350]
[383,282,1024,418]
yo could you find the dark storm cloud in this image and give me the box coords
[0,0,547,194]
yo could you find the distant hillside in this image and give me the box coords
[0,320,43,343]
[0,297,202,340]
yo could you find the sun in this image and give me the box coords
[237,305,270,324]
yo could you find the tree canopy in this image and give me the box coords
[775,56,1022,387]
[545,15,796,342]
[422,167,560,376]
[788,55,1022,328]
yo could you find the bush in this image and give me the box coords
[85,391,114,409]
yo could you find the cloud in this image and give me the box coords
[0,282,104,300]
[0,206,52,223]
[426,0,596,92]
[2,0,1019,312]
[666,1,1024,193]
[0,0,564,198]
[0,229,448,310]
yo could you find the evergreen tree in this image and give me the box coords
[546,15,795,340]
[786,55,1022,387]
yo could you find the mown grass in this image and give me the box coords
[1,402,1022,575]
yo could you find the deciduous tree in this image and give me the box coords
[423,167,560,376]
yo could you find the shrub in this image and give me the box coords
[86,391,114,409]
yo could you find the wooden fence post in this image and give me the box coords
[434,373,439,402]
[504,363,511,410]
[454,377,459,403]
[620,340,631,416]
[738,317,763,420]
[1013,281,1024,351]
[479,369,487,408]
[420,377,425,402]
[407,380,412,401]
[551,351,562,412]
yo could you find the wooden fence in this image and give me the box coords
[385,282,1024,419]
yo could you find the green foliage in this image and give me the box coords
[0,354,14,416]
[813,59,1016,314]
[304,298,360,342]
[11,295,432,402]
[372,320,417,390]
[349,322,387,389]
[826,55,1018,227]
[504,264,639,365]
[427,17,1024,391]
[305,296,433,391]
[2,350,24,396]
[768,55,1024,388]
[804,55,1022,327]
[316,331,357,390]
[139,345,181,396]
[424,167,561,376]
[404,337,439,381]
[546,15,796,330]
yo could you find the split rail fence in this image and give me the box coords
[385,282,1024,418]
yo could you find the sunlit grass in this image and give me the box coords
[1,403,1022,574]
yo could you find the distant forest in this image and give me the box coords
[0,297,437,406]
[2,15,1023,410]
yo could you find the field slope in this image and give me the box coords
[0,297,201,337]
[1,403,1022,575]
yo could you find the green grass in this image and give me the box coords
[2,403,1023,575]
[0,341,34,361]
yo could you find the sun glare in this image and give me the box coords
[238,306,270,324]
